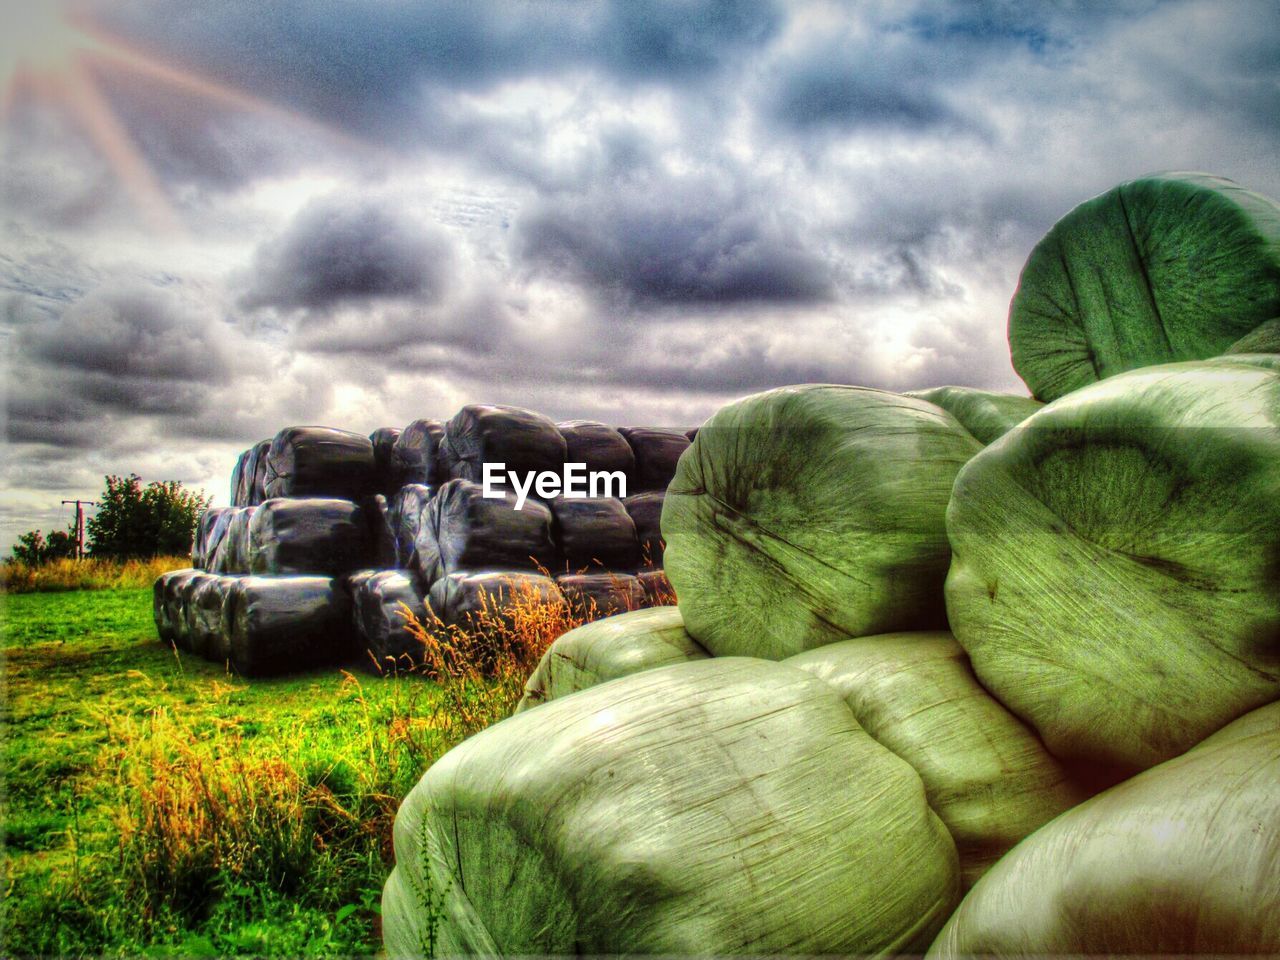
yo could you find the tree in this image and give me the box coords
[9,526,78,564]
[86,474,212,559]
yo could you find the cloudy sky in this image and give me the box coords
[2,0,1278,553]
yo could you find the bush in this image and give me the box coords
[87,474,211,560]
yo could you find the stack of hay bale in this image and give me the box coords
[155,405,691,676]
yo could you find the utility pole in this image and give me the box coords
[61,500,97,560]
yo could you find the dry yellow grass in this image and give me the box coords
[0,554,190,593]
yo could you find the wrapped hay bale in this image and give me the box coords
[945,360,1280,773]
[364,493,399,570]
[904,386,1043,445]
[350,569,430,674]
[388,484,434,572]
[684,426,699,441]
[637,568,674,606]
[223,575,354,676]
[517,605,708,712]
[209,506,257,574]
[247,439,271,505]
[1009,172,1280,402]
[664,384,981,659]
[556,572,646,618]
[426,570,564,634]
[786,632,1088,889]
[416,479,556,587]
[192,507,232,570]
[391,418,445,488]
[369,426,402,495]
[173,571,212,652]
[928,700,1280,957]
[618,426,689,492]
[383,657,960,957]
[1224,316,1280,354]
[548,496,640,573]
[229,451,249,508]
[185,574,237,660]
[441,404,566,483]
[622,491,665,566]
[154,568,199,645]
[264,425,378,500]
[555,420,635,478]
[247,498,374,577]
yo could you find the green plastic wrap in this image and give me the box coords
[383,657,960,957]
[785,632,1088,889]
[515,606,708,712]
[662,384,981,659]
[904,386,1043,445]
[927,700,1280,957]
[946,360,1280,774]
[1009,172,1280,401]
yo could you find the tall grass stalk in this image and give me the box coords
[1,554,190,593]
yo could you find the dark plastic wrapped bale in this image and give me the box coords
[154,569,198,644]
[556,572,646,618]
[223,575,355,677]
[548,496,640,573]
[1009,172,1280,402]
[685,426,699,441]
[388,484,434,572]
[427,570,564,633]
[904,386,1043,446]
[209,506,257,574]
[192,506,232,570]
[555,420,635,478]
[209,575,243,664]
[636,568,675,607]
[351,569,431,674]
[1224,316,1280,355]
[264,426,378,500]
[441,403,566,484]
[391,418,445,488]
[623,492,665,567]
[382,658,960,958]
[172,571,212,653]
[517,605,708,712]
[416,479,556,588]
[229,450,249,508]
[364,494,399,570]
[183,572,228,660]
[247,439,271,505]
[247,498,374,577]
[618,427,690,492]
[369,426,402,495]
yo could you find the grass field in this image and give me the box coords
[0,586,502,957]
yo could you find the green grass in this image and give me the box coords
[1,588,477,958]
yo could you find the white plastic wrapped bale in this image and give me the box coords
[785,632,1089,889]
[904,386,1043,445]
[622,491,665,567]
[369,426,402,495]
[415,480,556,588]
[548,496,640,573]
[391,419,445,488]
[617,426,689,492]
[555,572,646,618]
[426,570,563,633]
[247,498,375,577]
[210,506,257,574]
[389,484,434,572]
[350,569,430,674]
[1008,172,1280,402]
[636,568,674,606]
[264,426,378,500]
[516,606,708,712]
[664,385,982,660]
[382,657,960,957]
[223,575,355,676]
[927,700,1280,957]
[555,420,634,478]
[945,360,1280,774]
[441,404,566,484]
